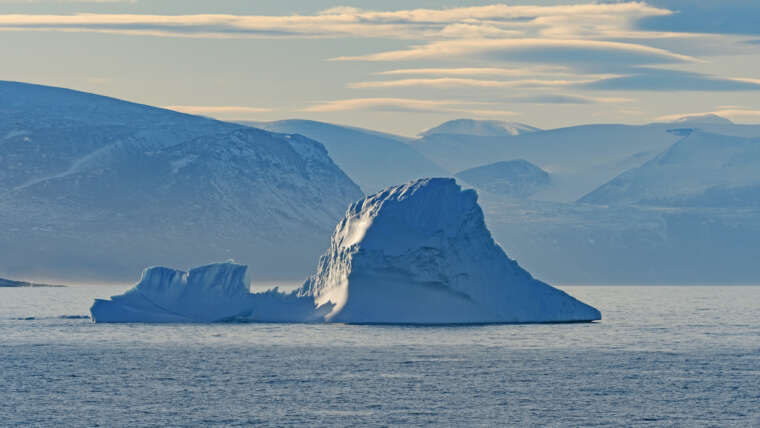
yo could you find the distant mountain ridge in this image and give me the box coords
[244,119,447,193]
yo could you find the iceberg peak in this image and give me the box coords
[301,178,601,324]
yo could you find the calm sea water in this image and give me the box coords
[1,285,759,427]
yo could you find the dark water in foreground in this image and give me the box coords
[1,285,759,427]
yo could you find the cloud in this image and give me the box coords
[0,3,673,40]
[657,109,760,123]
[302,98,515,117]
[333,38,697,69]
[375,66,571,77]
[165,105,274,117]
[504,94,634,104]
[584,68,760,91]
[348,77,596,89]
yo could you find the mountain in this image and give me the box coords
[419,119,540,137]
[579,131,760,207]
[0,81,362,283]
[667,113,734,126]
[455,159,550,198]
[242,119,448,193]
[656,114,760,138]
[411,124,684,201]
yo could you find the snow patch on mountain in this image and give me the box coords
[419,119,540,137]
[668,113,734,126]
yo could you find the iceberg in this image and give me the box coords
[91,178,600,324]
[90,263,322,323]
[301,178,600,324]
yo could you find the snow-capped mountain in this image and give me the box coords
[0,81,362,283]
[411,124,685,201]
[455,159,550,198]
[579,131,760,207]
[419,119,540,137]
[668,113,734,126]
[242,119,447,193]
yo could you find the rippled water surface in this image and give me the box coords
[2,285,759,427]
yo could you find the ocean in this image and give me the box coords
[2,285,759,427]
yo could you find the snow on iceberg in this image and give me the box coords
[91,178,600,324]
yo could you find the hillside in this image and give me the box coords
[0,81,362,283]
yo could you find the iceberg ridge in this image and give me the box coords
[90,263,319,323]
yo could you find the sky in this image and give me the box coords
[2,0,760,136]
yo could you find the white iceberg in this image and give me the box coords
[90,263,323,323]
[301,178,600,323]
[91,178,600,324]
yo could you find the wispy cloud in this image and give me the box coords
[302,98,515,117]
[333,38,697,69]
[375,67,569,77]
[584,68,760,91]
[0,3,673,40]
[5,2,755,126]
[504,94,634,104]
[348,77,597,89]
